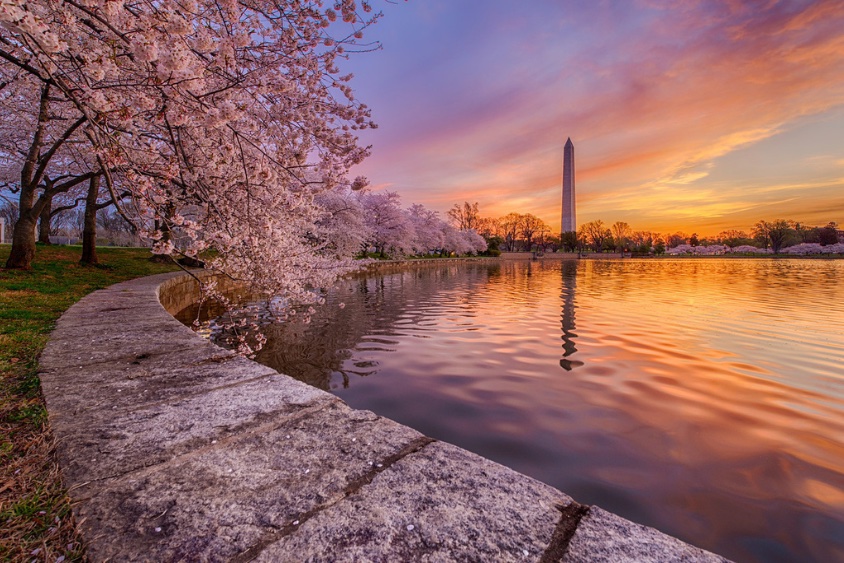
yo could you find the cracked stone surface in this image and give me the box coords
[562,507,730,563]
[40,271,732,562]
[71,403,424,562]
[51,372,338,483]
[255,441,571,562]
[41,354,277,418]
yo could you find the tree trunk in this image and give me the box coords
[80,176,100,265]
[5,215,38,269]
[148,203,174,263]
[4,85,89,269]
[38,192,53,245]
[5,85,49,270]
[5,180,41,270]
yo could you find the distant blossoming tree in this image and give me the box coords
[459,228,487,255]
[407,203,445,254]
[358,190,416,257]
[313,184,371,260]
[784,242,844,255]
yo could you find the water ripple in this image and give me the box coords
[215,258,844,563]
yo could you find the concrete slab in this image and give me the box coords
[562,506,729,563]
[51,372,338,483]
[41,354,274,417]
[71,403,425,562]
[40,320,211,368]
[53,305,175,328]
[255,440,571,562]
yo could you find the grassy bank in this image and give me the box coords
[0,244,179,562]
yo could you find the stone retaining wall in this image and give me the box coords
[39,271,730,562]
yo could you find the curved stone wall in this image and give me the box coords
[39,271,730,562]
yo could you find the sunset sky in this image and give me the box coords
[347,0,844,237]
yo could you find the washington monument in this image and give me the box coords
[562,137,576,233]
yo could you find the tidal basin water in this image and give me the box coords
[218,259,843,562]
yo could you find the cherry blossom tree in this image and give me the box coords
[313,183,371,259]
[460,228,487,254]
[442,201,487,255]
[667,243,729,256]
[79,174,134,265]
[0,71,95,266]
[439,224,467,255]
[35,127,102,246]
[354,194,486,258]
[784,242,844,255]
[728,245,762,254]
[1,0,382,313]
[358,190,415,257]
[406,203,444,255]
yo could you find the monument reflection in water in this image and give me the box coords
[207,259,844,563]
[559,260,582,371]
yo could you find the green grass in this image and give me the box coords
[0,243,179,562]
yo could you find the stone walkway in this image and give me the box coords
[39,272,730,562]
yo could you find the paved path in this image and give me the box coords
[40,272,730,562]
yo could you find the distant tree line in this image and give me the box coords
[572,219,841,255]
[447,202,557,255]
[445,201,842,256]
[356,192,487,259]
